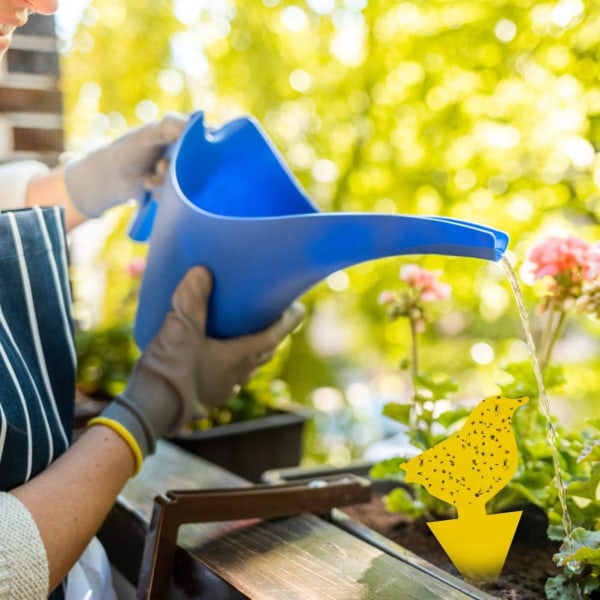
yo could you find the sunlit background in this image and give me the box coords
[58,0,600,467]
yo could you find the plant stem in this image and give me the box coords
[409,314,419,383]
[409,312,420,431]
[541,309,567,371]
[539,296,556,367]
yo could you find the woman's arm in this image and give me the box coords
[22,113,188,233]
[10,426,135,593]
[26,168,86,231]
[7,267,304,595]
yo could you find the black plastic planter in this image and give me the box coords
[167,406,311,482]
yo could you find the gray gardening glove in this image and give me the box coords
[64,113,188,218]
[96,266,305,467]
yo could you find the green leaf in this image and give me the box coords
[369,457,408,481]
[586,418,600,432]
[501,480,547,506]
[382,402,412,425]
[383,487,426,518]
[497,361,565,398]
[566,478,600,503]
[436,406,470,428]
[414,373,458,401]
[548,523,569,542]
[554,528,600,569]
[545,575,585,600]
[579,441,600,464]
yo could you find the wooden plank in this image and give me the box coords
[0,88,62,113]
[185,513,477,600]
[115,442,492,599]
[6,48,60,76]
[13,127,63,152]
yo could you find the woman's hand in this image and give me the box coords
[64,113,188,218]
[93,266,305,469]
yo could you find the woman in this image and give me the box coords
[0,2,304,598]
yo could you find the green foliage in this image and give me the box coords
[476,402,600,597]
[540,420,600,597]
[383,487,428,519]
[497,360,566,400]
[62,0,600,413]
[62,0,190,140]
[369,457,407,482]
[370,455,457,520]
[547,528,600,600]
[75,322,138,398]
[370,253,600,596]
[375,361,600,595]
[546,574,588,600]
[384,371,464,450]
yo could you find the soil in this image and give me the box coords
[341,488,561,600]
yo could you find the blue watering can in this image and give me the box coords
[129,112,509,348]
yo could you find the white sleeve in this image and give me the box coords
[0,492,49,599]
[0,160,50,210]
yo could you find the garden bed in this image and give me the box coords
[264,463,561,600]
[339,486,560,600]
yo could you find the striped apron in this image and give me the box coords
[0,206,75,599]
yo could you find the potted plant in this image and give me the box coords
[266,237,600,599]
[359,236,600,598]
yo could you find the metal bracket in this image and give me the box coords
[137,474,371,599]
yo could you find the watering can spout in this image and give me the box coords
[129,112,509,346]
[409,216,509,263]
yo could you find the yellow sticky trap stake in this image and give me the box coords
[401,395,529,584]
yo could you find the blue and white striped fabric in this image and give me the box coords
[0,206,76,491]
[0,206,76,600]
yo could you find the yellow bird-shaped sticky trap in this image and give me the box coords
[401,395,529,584]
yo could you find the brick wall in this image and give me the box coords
[0,13,63,166]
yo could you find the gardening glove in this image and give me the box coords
[90,266,305,473]
[64,113,188,218]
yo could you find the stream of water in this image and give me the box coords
[501,257,574,552]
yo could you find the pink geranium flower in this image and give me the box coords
[587,242,600,281]
[400,264,451,302]
[378,264,452,381]
[520,232,600,368]
[377,290,397,306]
[521,233,592,285]
[520,231,600,317]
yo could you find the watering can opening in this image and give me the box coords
[173,112,319,220]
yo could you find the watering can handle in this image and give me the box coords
[129,190,158,242]
[128,134,183,243]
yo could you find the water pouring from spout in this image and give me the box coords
[129,112,509,347]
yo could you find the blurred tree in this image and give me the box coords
[61,0,190,148]
[61,0,600,415]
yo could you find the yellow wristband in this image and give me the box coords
[87,416,144,475]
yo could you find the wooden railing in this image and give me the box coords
[0,13,63,166]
